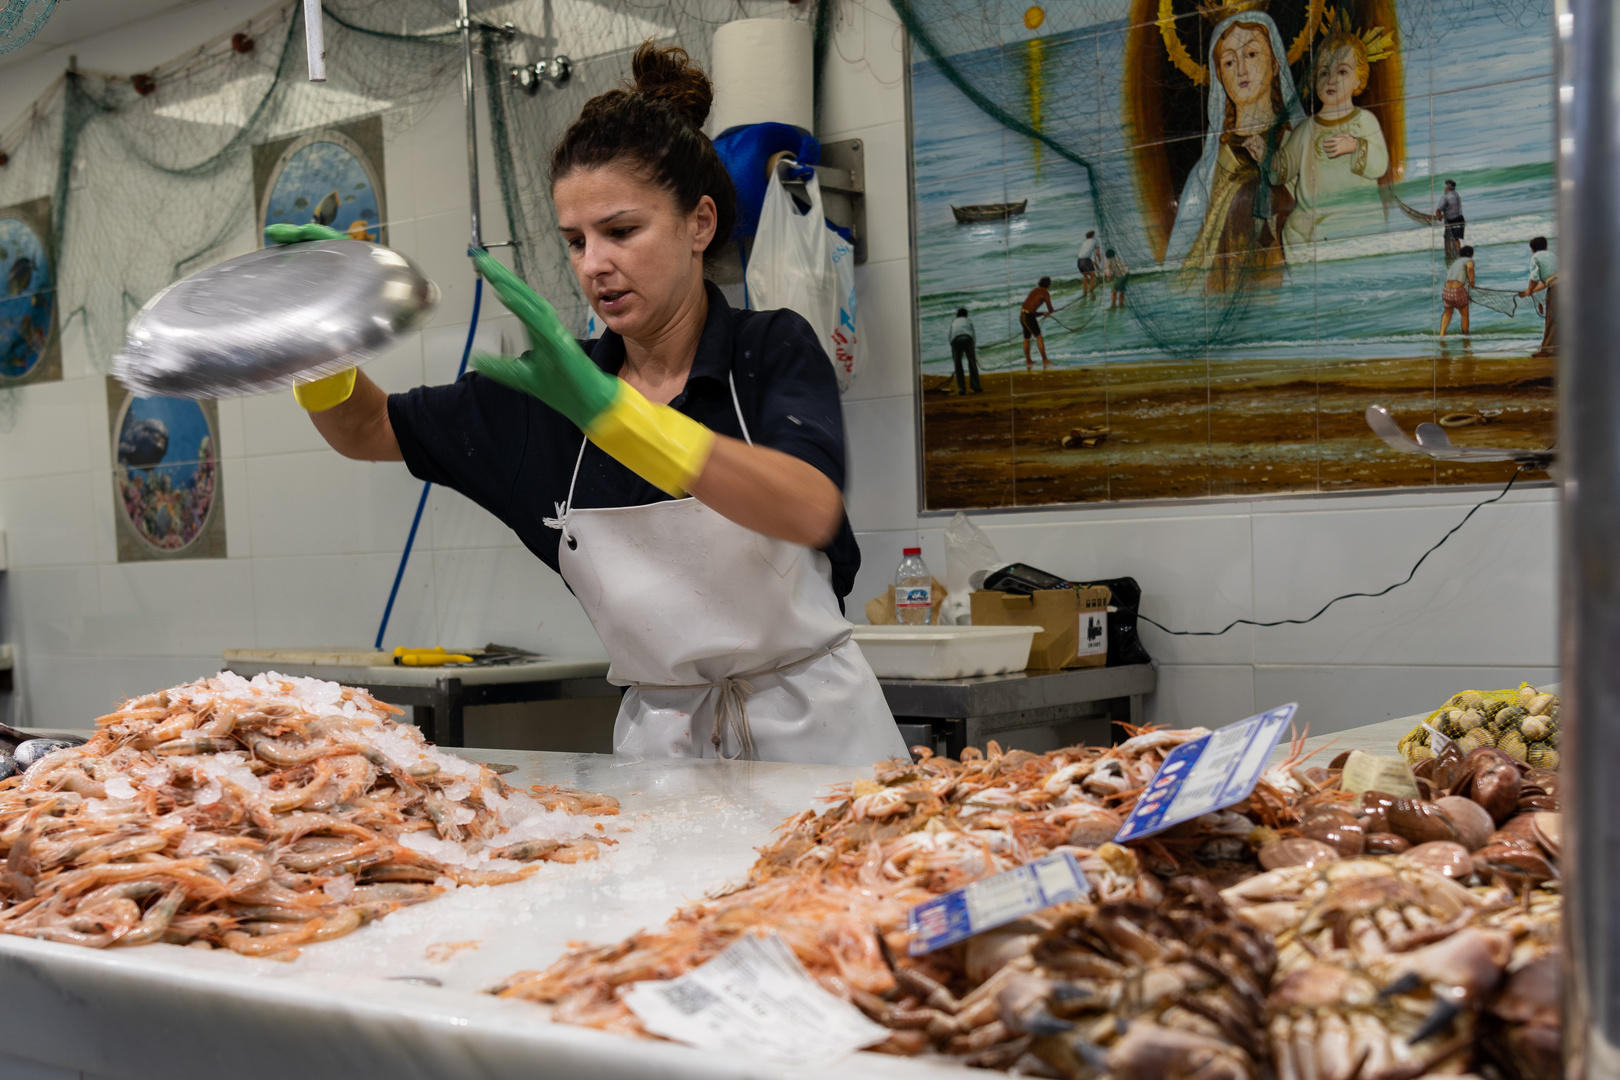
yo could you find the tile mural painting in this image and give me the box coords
[908,0,1557,509]
[106,377,226,562]
[0,196,62,389]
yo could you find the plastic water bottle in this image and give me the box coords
[895,547,932,625]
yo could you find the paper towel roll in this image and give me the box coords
[709,19,814,136]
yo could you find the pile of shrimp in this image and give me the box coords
[0,671,617,959]
[493,732,1206,1045]
[496,730,1562,1079]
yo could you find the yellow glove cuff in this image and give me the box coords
[293,368,358,412]
[585,383,716,497]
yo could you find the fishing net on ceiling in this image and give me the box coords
[889,0,1547,366]
[0,0,831,429]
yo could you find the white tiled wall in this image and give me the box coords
[0,0,1557,736]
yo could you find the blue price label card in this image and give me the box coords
[906,852,1091,955]
[1113,703,1299,845]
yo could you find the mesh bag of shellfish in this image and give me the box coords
[1399,684,1559,769]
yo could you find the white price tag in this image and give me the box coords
[622,933,888,1067]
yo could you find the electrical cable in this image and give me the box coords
[374,273,483,649]
[1137,465,1529,637]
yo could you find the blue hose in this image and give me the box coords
[374,275,483,649]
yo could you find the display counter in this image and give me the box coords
[0,704,1446,1080]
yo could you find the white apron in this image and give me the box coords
[547,377,907,767]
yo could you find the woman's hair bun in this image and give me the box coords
[628,42,712,130]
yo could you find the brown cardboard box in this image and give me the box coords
[865,577,948,626]
[971,586,1111,670]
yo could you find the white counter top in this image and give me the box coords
[0,750,975,1080]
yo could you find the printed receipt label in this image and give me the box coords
[621,932,888,1066]
[1114,703,1299,844]
[1339,751,1420,798]
[907,852,1092,955]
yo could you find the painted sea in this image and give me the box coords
[910,0,1557,506]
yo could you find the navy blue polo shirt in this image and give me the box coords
[387,281,862,602]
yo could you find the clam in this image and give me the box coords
[1386,798,1460,845]
[1455,708,1485,733]
[1403,840,1473,879]
[0,753,15,782]
[1470,756,1524,824]
[1435,795,1494,850]
[1298,807,1365,857]
[1531,812,1561,859]
[1258,838,1340,870]
[1526,693,1556,717]
[1519,715,1553,742]
[1364,832,1411,855]
[1452,691,1485,710]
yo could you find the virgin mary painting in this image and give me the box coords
[1164,12,1305,287]
[1124,1,1406,280]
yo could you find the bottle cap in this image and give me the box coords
[903,547,921,556]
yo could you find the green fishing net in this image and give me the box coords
[0,0,831,427]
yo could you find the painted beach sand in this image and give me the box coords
[909,0,1556,508]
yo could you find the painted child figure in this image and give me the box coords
[1271,21,1390,257]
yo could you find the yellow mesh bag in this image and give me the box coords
[1397,683,1559,767]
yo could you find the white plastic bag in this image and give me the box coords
[746,167,861,392]
[940,512,1006,625]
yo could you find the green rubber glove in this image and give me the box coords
[468,249,618,429]
[265,222,347,245]
[268,223,359,410]
[469,249,715,496]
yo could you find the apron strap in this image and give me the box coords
[543,438,592,542]
[624,629,853,761]
[545,372,752,541]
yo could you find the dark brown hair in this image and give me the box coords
[550,42,738,258]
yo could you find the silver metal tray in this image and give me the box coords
[114,239,439,399]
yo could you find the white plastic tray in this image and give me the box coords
[852,625,1039,680]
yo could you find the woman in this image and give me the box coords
[1440,245,1475,338]
[1163,12,1305,287]
[292,44,907,767]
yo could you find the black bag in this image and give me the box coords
[980,564,1153,667]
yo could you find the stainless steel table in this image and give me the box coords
[223,651,616,747]
[879,662,1156,755]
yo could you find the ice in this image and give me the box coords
[443,780,473,802]
[401,832,472,867]
[323,873,356,901]
[104,776,138,800]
